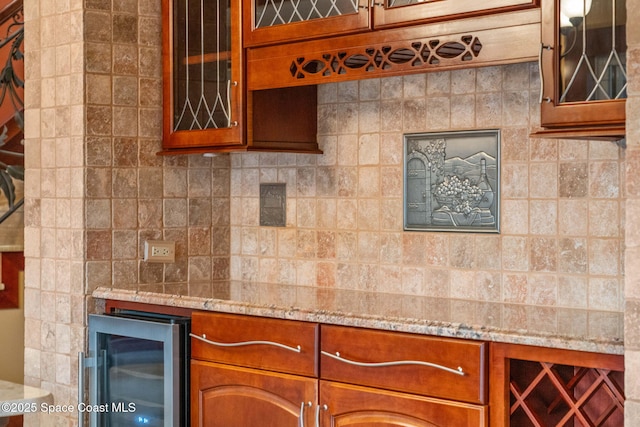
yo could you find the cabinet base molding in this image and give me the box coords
[530,125,625,144]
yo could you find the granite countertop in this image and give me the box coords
[93,281,624,355]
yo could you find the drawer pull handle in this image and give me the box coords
[190,333,302,353]
[321,350,465,376]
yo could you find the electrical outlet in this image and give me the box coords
[144,240,176,263]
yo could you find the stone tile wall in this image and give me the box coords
[230,66,625,313]
[23,0,231,423]
[22,0,85,425]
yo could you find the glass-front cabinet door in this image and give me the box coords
[163,0,243,150]
[244,0,538,47]
[244,0,368,46]
[540,0,626,132]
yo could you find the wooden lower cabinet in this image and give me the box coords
[190,361,487,427]
[191,360,318,427]
[187,312,624,426]
[317,380,487,427]
[490,342,624,427]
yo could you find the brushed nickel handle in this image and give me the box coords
[190,333,302,353]
[227,80,238,127]
[321,350,465,376]
[315,404,328,427]
[539,43,553,104]
[299,401,312,427]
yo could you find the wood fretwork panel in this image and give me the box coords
[289,35,483,81]
[509,359,624,427]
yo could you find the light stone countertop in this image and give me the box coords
[93,281,624,355]
[0,380,53,421]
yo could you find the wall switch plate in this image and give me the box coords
[144,240,176,263]
[260,183,286,227]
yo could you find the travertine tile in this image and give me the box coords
[530,162,558,198]
[501,163,528,198]
[530,199,557,235]
[501,199,529,235]
[529,237,557,272]
[451,68,475,94]
[425,96,450,129]
[590,161,620,198]
[558,237,587,274]
[402,99,427,131]
[475,92,502,126]
[403,73,427,98]
[558,199,588,236]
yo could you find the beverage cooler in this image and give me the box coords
[81,311,190,427]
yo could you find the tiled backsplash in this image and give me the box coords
[229,64,624,311]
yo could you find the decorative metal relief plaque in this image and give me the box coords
[403,130,500,233]
[260,183,286,227]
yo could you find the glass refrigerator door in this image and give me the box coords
[88,314,182,427]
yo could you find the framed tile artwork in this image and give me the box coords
[403,129,500,233]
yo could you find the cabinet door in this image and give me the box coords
[373,0,538,29]
[191,360,318,427]
[162,0,244,150]
[317,380,487,427]
[244,0,538,47]
[244,0,369,47]
[539,0,626,131]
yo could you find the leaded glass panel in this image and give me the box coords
[387,0,437,7]
[558,0,626,103]
[254,0,359,27]
[173,0,233,131]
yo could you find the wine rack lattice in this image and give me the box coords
[509,359,624,427]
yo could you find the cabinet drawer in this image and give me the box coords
[191,312,318,377]
[320,325,487,404]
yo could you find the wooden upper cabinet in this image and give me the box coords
[161,0,321,154]
[538,0,626,137]
[162,0,244,151]
[244,0,369,47]
[373,0,537,29]
[244,0,539,47]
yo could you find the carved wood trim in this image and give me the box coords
[289,35,483,81]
